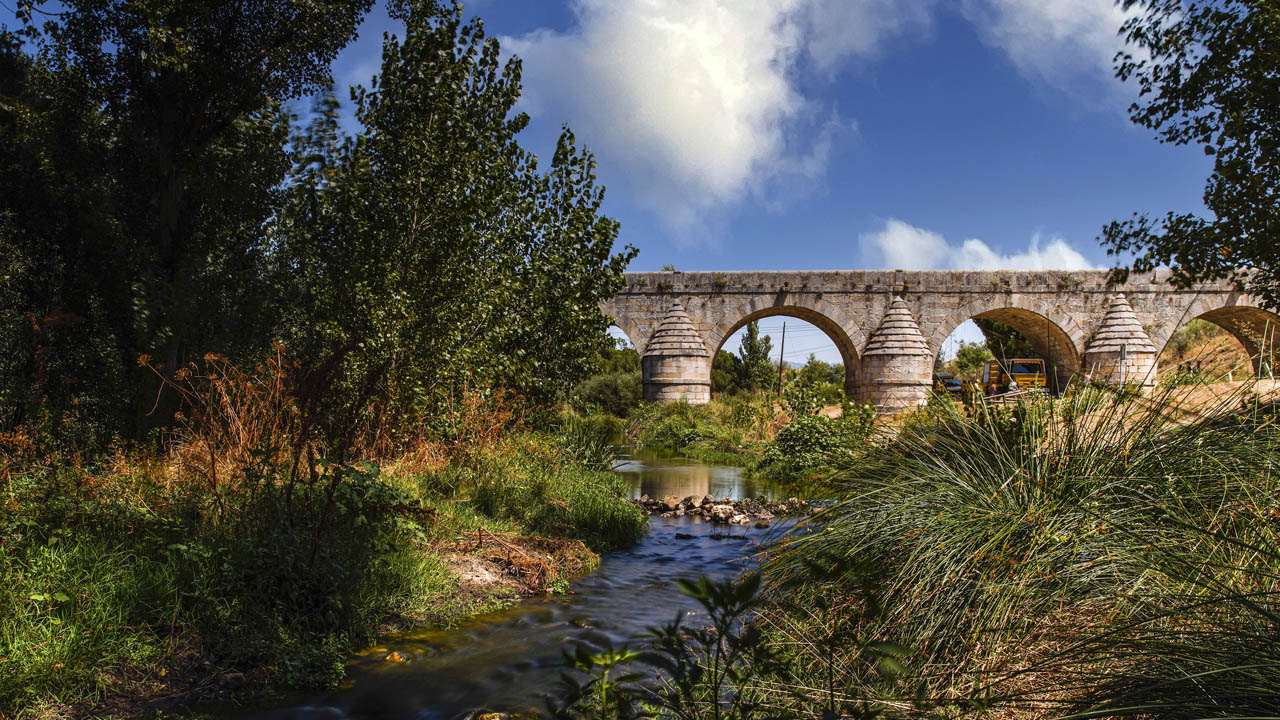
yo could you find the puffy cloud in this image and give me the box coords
[861,218,1097,271]
[961,0,1139,100]
[502,0,1138,233]
[503,0,929,231]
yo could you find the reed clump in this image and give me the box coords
[763,382,1280,717]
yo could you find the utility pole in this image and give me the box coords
[776,321,787,394]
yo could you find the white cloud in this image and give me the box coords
[503,0,929,232]
[961,0,1139,100]
[861,218,1097,271]
[501,0,1140,234]
[801,0,936,73]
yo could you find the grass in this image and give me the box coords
[759,381,1280,717]
[0,366,647,716]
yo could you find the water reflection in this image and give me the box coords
[613,449,775,501]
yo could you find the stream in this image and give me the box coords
[229,451,789,720]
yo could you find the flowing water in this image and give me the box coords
[230,451,786,720]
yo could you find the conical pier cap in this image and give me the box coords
[863,297,931,357]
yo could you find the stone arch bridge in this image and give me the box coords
[601,269,1280,412]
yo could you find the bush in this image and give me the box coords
[624,397,779,465]
[752,406,873,482]
[462,436,647,551]
[570,371,642,417]
[0,463,450,708]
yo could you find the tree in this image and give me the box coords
[951,341,994,381]
[1103,0,1280,308]
[736,321,775,391]
[798,354,845,386]
[711,350,742,396]
[273,2,634,427]
[974,318,1036,360]
[1,0,372,444]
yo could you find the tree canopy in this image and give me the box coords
[0,1,633,449]
[1104,0,1280,308]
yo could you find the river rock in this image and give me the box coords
[729,514,750,525]
[384,651,408,663]
[709,504,735,523]
[662,495,681,511]
[754,520,770,529]
[702,494,715,506]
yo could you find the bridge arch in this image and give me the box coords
[928,298,1086,389]
[707,299,862,396]
[1152,296,1280,377]
[598,301,649,354]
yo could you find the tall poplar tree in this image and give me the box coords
[272,1,634,428]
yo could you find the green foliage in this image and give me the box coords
[767,385,1280,713]
[712,350,744,396]
[1165,318,1227,358]
[571,371,642,418]
[625,396,777,466]
[0,1,633,449]
[600,342,641,374]
[0,464,452,707]
[448,437,646,552]
[0,0,371,445]
[273,4,634,423]
[972,318,1035,360]
[627,402,717,454]
[753,408,874,483]
[796,354,845,388]
[1103,1,1280,309]
[949,340,992,380]
[737,322,776,391]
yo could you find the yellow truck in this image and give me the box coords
[981,358,1048,396]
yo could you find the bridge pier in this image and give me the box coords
[856,297,933,412]
[1083,293,1158,387]
[640,299,711,404]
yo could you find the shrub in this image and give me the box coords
[752,408,873,482]
[466,441,646,552]
[570,371,642,417]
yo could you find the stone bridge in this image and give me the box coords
[601,269,1280,411]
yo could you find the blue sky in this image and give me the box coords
[324,1,1210,363]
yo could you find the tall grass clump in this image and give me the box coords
[433,432,646,552]
[625,395,780,465]
[763,382,1280,713]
